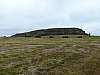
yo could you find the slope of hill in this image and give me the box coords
[0,37,100,75]
[12,28,88,37]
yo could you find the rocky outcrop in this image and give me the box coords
[12,28,88,37]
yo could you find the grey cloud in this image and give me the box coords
[70,10,100,23]
[0,0,100,36]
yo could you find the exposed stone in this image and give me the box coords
[12,28,88,37]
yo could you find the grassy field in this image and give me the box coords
[0,37,100,75]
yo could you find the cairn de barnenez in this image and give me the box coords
[12,28,88,37]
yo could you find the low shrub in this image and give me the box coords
[35,35,41,38]
[77,36,82,38]
[49,36,54,38]
[62,36,69,38]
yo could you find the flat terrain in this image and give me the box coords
[0,37,100,75]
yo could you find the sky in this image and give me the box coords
[0,0,100,36]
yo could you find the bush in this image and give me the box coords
[89,33,91,37]
[62,36,69,38]
[35,35,41,38]
[49,36,54,38]
[77,36,82,38]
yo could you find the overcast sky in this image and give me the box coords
[0,0,100,36]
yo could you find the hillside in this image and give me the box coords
[0,37,100,75]
[12,28,88,37]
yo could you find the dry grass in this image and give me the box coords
[0,37,100,75]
